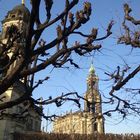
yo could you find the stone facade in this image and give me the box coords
[53,65,104,134]
[0,82,42,140]
[0,2,42,140]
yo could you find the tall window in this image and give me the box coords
[94,123,97,131]
[26,118,33,131]
[35,121,39,131]
[17,106,23,114]
[0,65,3,80]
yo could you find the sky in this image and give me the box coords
[0,0,140,134]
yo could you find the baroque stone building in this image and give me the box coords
[53,64,104,134]
[0,1,42,140]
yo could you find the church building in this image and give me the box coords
[0,1,42,140]
[53,64,104,134]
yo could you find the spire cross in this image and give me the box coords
[22,0,25,5]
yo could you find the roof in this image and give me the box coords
[54,110,92,121]
[2,4,30,23]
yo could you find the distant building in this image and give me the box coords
[53,64,104,134]
[0,1,42,140]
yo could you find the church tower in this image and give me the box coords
[0,2,42,140]
[1,0,30,42]
[53,63,105,134]
[84,64,104,133]
[0,0,30,76]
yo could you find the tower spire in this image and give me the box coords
[91,56,93,65]
[89,57,95,74]
[22,0,25,5]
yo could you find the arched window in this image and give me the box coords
[0,66,3,80]
[0,54,9,80]
[5,25,18,38]
[94,123,97,131]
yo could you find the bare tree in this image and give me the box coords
[0,0,113,118]
[102,3,140,119]
[1,0,139,122]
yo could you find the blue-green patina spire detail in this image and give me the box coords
[89,57,95,74]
